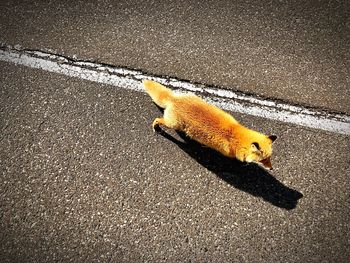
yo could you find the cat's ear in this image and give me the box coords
[268,135,277,143]
[251,142,260,152]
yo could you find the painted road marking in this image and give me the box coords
[1,44,350,135]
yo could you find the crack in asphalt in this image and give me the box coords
[1,43,349,135]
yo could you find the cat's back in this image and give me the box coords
[172,94,238,127]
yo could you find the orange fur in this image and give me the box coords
[143,80,277,170]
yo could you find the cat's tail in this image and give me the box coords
[143,80,174,108]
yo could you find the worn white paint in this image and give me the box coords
[1,46,349,135]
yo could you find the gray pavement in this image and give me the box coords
[1,61,349,262]
[0,0,349,113]
[1,1,350,262]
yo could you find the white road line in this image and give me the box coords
[1,45,350,135]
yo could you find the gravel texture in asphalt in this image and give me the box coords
[0,0,349,113]
[1,61,349,262]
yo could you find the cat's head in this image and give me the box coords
[245,135,277,170]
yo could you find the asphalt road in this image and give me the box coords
[1,1,350,262]
[0,0,349,113]
[1,61,349,262]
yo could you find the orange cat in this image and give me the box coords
[143,80,277,170]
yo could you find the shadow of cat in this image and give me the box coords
[158,129,303,210]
